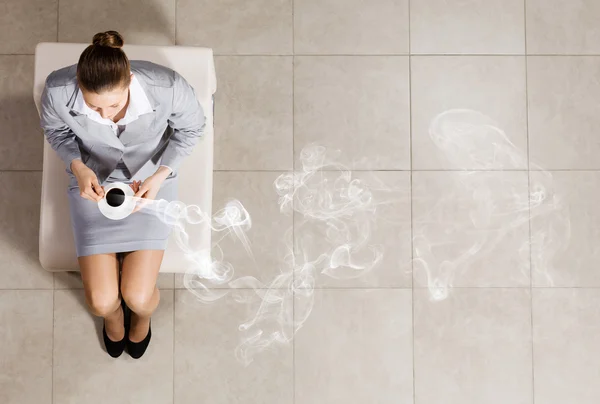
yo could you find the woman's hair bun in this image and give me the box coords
[92,31,124,49]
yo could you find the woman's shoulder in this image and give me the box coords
[130,60,177,89]
[45,64,77,89]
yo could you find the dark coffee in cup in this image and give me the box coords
[106,188,126,207]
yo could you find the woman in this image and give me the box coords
[40,31,205,358]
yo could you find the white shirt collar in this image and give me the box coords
[73,74,153,127]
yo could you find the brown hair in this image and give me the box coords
[76,31,131,93]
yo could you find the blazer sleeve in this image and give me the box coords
[40,85,82,169]
[162,71,206,172]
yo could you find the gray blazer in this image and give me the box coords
[40,60,205,186]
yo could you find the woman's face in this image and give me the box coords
[82,74,133,120]
[82,86,129,120]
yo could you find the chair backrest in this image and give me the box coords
[34,43,216,272]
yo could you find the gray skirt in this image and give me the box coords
[67,161,178,257]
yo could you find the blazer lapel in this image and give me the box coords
[118,112,157,146]
[70,112,124,150]
[119,77,161,146]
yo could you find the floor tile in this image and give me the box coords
[294,0,409,54]
[294,56,410,170]
[0,0,57,54]
[533,288,600,404]
[410,0,525,54]
[0,172,53,289]
[156,273,175,289]
[53,272,83,289]
[530,171,600,286]
[214,56,293,170]
[54,271,175,289]
[295,289,413,404]
[412,171,530,289]
[58,0,175,45]
[294,171,412,288]
[527,0,600,54]
[0,290,53,404]
[53,289,174,404]
[414,288,533,404]
[174,289,293,404]
[411,56,527,170]
[176,0,292,55]
[528,57,600,169]
[0,56,43,170]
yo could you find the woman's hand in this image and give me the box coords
[131,166,171,213]
[71,159,104,202]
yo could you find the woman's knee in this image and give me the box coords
[86,289,120,317]
[78,253,120,317]
[121,285,159,316]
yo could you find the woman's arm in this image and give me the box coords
[133,73,206,209]
[40,85,104,200]
[160,71,206,173]
[40,85,82,170]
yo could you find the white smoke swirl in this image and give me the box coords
[130,109,570,364]
[134,144,396,365]
[413,109,571,300]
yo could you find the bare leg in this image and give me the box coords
[120,250,164,342]
[79,253,124,341]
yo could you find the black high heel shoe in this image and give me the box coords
[126,319,152,359]
[102,299,128,358]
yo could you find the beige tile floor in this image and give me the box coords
[2,0,600,403]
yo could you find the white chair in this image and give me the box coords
[33,43,216,273]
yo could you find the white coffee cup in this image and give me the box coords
[98,182,136,220]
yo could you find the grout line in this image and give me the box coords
[292,0,296,174]
[200,168,600,172]
[530,290,536,404]
[8,285,600,291]
[524,0,528,57]
[407,0,411,55]
[174,0,178,45]
[209,53,600,57]
[292,228,296,404]
[292,0,295,56]
[212,53,403,57]
[526,54,600,57]
[213,168,600,173]
[0,52,589,57]
[292,67,296,171]
[4,168,600,174]
[51,289,55,404]
[0,53,598,57]
[524,1,536,401]
[10,285,600,291]
[207,53,563,57]
[292,0,296,399]
[56,0,60,43]
[292,243,296,404]
[172,290,176,404]
[526,82,536,404]
[410,168,600,172]
[410,53,525,57]
[407,0,417,401]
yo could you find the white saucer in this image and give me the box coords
[98,182,136,221]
